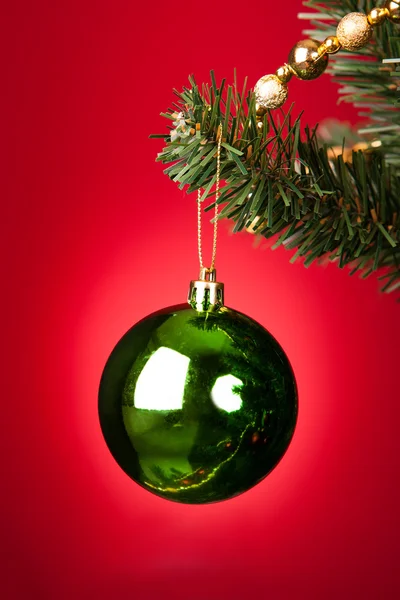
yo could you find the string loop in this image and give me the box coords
[197,124,222,275]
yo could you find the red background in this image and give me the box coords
[3,1,400,598]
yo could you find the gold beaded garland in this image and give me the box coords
[367,7,389,25]
[288,39,329,80]
[275,64,293,84]
[252,5,399,114]
[336,12,373,51]
[256,104,266,116]
[318,35,341,56]
[254,74,288,110]
[385,0,400,23]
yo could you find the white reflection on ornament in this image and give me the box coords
[134,347,189,410]
[211,374,243,413]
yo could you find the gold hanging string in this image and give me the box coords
[197,124,223,275]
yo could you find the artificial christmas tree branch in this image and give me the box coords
[151,1,400,294]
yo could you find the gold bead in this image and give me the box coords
[336,12,373,51]
[275,64,293,83]
[256,103,266,117]
[287,39,329,80]
[367,7,389,25]
[385,0,400,23]
[254,74,288,110]
[318,35,341,56]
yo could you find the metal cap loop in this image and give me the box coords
[199,267,216,282]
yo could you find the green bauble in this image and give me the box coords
[99,303,297,504]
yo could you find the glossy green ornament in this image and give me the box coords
[99,273,297,504]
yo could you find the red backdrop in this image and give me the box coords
[3,1,399,598]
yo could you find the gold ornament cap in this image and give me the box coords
[188,268,224,312]
[254,74,288,110]
[288,39,329,80]
[336,12,373,50]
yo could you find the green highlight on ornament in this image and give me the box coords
[99,304,298,504]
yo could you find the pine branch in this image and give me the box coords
[151,74,400,294]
